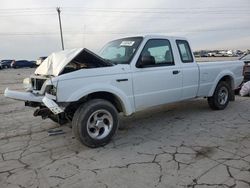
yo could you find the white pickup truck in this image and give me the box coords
[5,35,244,147]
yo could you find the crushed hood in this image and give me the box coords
[35,48,112,76]
[35,48,83,76]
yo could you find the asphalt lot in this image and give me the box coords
[0,66,250,188]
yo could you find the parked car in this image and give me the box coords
[36,56,47,66]
[0,60,14,69]
[11,60,36,68]
[5,35,244,148]
[30,61,37,67]
[239,54,250,82]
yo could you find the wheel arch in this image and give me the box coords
[64,85,134,116]
[86,91,125,114]
[208,72,235,97]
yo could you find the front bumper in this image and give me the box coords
[4,88,43,102]
[4,88,63,115]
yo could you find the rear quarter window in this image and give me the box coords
[176,40,194,63]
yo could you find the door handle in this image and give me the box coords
[172,70,180,75]
[116,79,128,82]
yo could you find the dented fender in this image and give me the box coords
[57,83,134,116]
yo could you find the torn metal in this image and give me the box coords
[35,48,113,76]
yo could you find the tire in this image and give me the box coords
[72,99,119,148]
[208,81,230,110]
[72,105,82,140]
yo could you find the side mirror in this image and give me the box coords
[139,55,155,68]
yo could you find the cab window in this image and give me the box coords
[176,40,194,63]
[136,39,174,68]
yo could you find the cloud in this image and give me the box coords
[0,0,249,59]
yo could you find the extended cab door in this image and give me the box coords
[132,39,182,110]
[176,40,199,100]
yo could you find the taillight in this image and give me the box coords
[243,61,250,76]
[243,65,246,76]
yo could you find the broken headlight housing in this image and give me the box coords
[23,78,32,91]
[45,85,57,96]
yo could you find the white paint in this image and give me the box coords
[4,35,244,116]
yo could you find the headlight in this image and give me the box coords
[23,78,32,91]
[45,85,57,96]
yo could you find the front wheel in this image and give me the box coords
[208,81,230,110]
[72,99,119,148]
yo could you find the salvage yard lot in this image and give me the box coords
[0,68,250,188]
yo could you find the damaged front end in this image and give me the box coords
[4,80,66,123]
[4,48,112,124]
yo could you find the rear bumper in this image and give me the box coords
[4,88,63,115]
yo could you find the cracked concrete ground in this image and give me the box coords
[0,68,250,188]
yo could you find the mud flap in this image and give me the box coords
[229,89,235,101]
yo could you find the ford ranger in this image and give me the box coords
[4,35,244,147]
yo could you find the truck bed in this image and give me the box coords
[197,60,244,96]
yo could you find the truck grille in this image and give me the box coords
[31,78,46,90]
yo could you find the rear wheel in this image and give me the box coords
[208,81,230,110]
[72,99,119,148]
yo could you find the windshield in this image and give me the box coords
[100,37,143,64]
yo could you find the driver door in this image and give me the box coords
[132,39,182,110]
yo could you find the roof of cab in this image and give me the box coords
[113,34,188,41]
[142,34,187,40]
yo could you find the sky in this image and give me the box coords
[0,0,249,60]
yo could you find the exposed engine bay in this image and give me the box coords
[34,48,113,76]
[61,48,113,75]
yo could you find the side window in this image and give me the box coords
[176,40,194,63]
[137,39,174,68]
